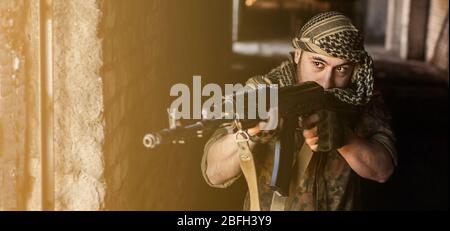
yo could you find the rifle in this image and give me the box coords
[143,81,359,197]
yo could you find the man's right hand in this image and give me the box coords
[247,124,261,136]
[301,112,322,151]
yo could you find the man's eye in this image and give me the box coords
[336,66,348,73]
[313,62,324,68]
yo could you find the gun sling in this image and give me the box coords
[236,137,313,211]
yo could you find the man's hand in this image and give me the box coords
[302,110,349,152]
[301,113,321,151]
[301,111,395,183]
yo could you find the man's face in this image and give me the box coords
[295,50,355,89]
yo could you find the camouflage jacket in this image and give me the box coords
[201,59,397,211]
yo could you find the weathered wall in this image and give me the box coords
[100,0,240,210]
[53,0,106,210]
[426,0,448,72]
[0,0,41,211]
[100,0,170,210]
[1,0,240,211]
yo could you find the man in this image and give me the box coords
[201,11,397,210]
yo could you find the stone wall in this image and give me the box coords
[0,0,41,211]
[0,0,242,211]
[53,0,106,210]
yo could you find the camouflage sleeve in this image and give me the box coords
[201,61,293,188]
[354,91,398,166]
[200,75,273,188]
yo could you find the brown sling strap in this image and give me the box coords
[235,127,313,211]
[236,130,261,211]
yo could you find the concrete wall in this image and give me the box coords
[0,0,41,211]
[0,0,107,212]
[385,0,412,59]
[100,0,171,210]
[53,0,106,210]
[383,0,448,70]
[407,0,429,60]
[426,0,448,72]
[1,0,241,211]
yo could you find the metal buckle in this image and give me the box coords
[236,130,250,143]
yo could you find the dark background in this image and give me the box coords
[146,0,448,210]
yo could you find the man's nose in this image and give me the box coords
[320,70,334,89]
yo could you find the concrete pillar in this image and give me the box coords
[52,0,106,210]
[364,0,388,45]
[385,0,411,59]
[407,0,430,60]
[0,0,42,211]
[426,0,449,73]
